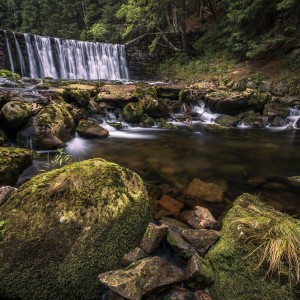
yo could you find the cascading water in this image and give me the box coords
[24,33,129,80]
[287,107,300,127]
[5,31,129,80]
[4,30,15,73]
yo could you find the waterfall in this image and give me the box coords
[23,33,129,80]
[13,32,26,77]
[4,30,15,73]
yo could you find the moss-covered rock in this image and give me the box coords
[206,193,300,300]
[263,100,290,121]
[61,88,91,108]
[0,158,151,299]
[76,119,109,138]
[215,115,239,127]
[0,69,21,80]
[123,102,144,123]
[141,95,170,118]
[97,84,137,102]
[0,147,32,185]
[0,101,32,129]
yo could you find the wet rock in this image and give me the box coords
[141,115,155,127]
[0,186,17,206]
[184,178,225,203]
[203,124,226,131]
[161,217,191,233]
[194,290,213,300]
[167,228,197,259]
[156,84,184,100]
[123,102,144,123]
[270,116,285,127]
[0,147,32,186]
[122,247,149,266]
[257,81,272,93]
[263,100,290,121]
[182,229,220,255]
[0,128,7,146]
[76,119,109,139]
[262,181,287,190]
[141,95,170,118]
[107,290,126,300]
[140,223,168,254]
[158,195,184,215]
[247,177,267,187]
[98,256,185,300]
[0,158,151,299]
[285,125,294,131]
[271,81,289,96]
[186,255,214,288]
[163,288,195,300]
[1,101,32,129]
[206,193,300,300]
[215,115,239,127]
[97,84,137,102]
[180,206,217,230]
[61,87,92,108]
[288,176,300,188]
[238,111,268,128]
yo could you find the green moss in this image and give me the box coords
[123,102,144,123]
[0,221,7,237]
[0,158,151,299]
[133,86,157,99]
[141,96,170,118]
[0,69,21,80]
[62,88,91,108]
[206,193,300,300]
[0,147,33,185]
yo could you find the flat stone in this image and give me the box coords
[0,186,17,206]
[98,256,185,300]
[158,195,184,215]
[161,217,191,234]
[107,290,126,300]
[97,84,137,102]
[76,119,109,139]
[184,178,225,203]
[140,223,168,254]
[181,229,221,255]
[122,247,148,266]
[180,206,217,230]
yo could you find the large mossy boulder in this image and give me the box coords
[206,193,300,300]
[0,158,151,300]
[123,102,144,123]
[141,95,170,118]
[0,147,32,185]
[76,119,109,138]
[97,84,137,102]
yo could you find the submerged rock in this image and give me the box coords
[206,193,300,300]
[0,158,151,299]
[99,256,185,300]
[0,147,32,186]
[76,119,109,138]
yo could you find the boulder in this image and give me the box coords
[140,223,168,254]
[76,119,109,139]
[123,102,144,123]
[61,86,95,108]
[97,84,137,102]
[161,217,191,233]
[206,193,300,300]
[98,256,185,300]
[0,147,32,186]
[0,158,151,299]
[158,195,184,215]
[122,247,148,266]
[156,84,184,100]
[263,100,290,121]
[141,95,170,118]
[1,101,32,129]
[238,111,268,128]
[18,102,75,150]
[215,115,239,127]
[184,178,226,203]
[0,186,17,206]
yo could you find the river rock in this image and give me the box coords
[0,128,7,146]
[184,178,225,203]
[181,229,221,255]
[215,115,239,127]
[97,84,137,102]
[263,100,290,121]
[122,247,149,266]
[238,111,268,128]
[206,193,300,300]
[0,158,151,299]
[180,206,218,230]
[161,217,191,233]
[98,256,185,300]
[0,101,32,129]
[123,102,144,123]
[141,95,170,118]
[140,223,168,254]
[194,291,213,300]
[156,84,184,100]
[186,255,214,288]
[61,87,92,108]
[163,289,195,300]
[158,195,184,215]
[0,147,32,186]
[0,186,17,206]
[76,119,109,138]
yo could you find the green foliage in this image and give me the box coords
[0,69,21,80]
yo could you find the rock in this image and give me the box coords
[238,111,268,128]
[0,147,32,186]
[156,84,184,100]
[122,247,149,266]
[141,115,155,127]
[98,256,185,300]
[285,125,294,131]
[61,87,92,108]
[141,95,170,118]
[163,288,195,300]
[76,119,109,138]
[0,128,7,146]
[271,81,289,96]
[203,124,227,131]
[263,100,290,121]
[215,115,239,127]
[140,223,168,254]
[97,84,137,102]
[270,116,285,127]
[186,255,214,288]
[0,186,17,206]
[181,229,221,255]
[247,176,267,187]
[180,206,217,230]
[194,290,213,300]
[0,158,151,299]
[167,228,197,259]
[161,217,191,233]
[184,178,225,203]
[123,102,144,123]
[107,290,126,300]
[18,102,75,150]
[288,176,300,188]
[257,81,272,93]
[158,195,184,215]
[206,193,300,300]
[1,101,32,129]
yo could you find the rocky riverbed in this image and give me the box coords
[0,70,300,299]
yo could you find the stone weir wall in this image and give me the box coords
[0,29,201,79]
